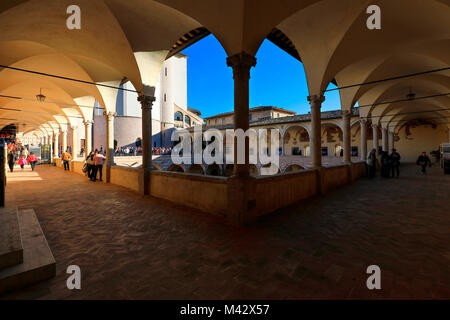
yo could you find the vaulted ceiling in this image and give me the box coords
[0,0,449,136]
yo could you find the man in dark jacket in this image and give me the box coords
[7,151,16,172]
[390,148,401,178]
[366,148,377,178]
[416,152,432,175]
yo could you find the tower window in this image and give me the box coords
[165,68,167,76]
[164,93,166,102]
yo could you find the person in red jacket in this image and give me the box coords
[27,152,39,171]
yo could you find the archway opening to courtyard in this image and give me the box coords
[284,164,304,173]
[188,164,205,175]
[167,164,185,173]
[206,163,222,176]
[283,125,310,156]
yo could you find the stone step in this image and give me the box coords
[0,209,56,295]
[0,207,23,270]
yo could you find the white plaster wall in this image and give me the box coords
[112,55,187,148]
[394,125,447,163]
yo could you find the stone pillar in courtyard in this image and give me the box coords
[138,95,155,195]
[84,120,93,155]
[104,111,116,182]
[308,94,325,168]
[226,52,257,225]
[342,110,352,164]
[53,132,59,158]
[382,126,388,152]
[71,125,78,158]
[227,52,256,178]
[389,130,395,151]
[360,119,367,161]
[372,124,379,153]
[62,129,68,153]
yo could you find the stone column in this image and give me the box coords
[342,110,352,164]
[84,120,93,155]
[372,124,379,153]
[227,52,257,178]
[43,135,47,145]
[71,126,78,158]
[53,132,59,157]
[48,135,53,161]
[381,126,388,152]
[104,111,116,182]
[62,129,68,153]
[389,130,395,151]
[281,134,285,156]
[308,94,325,168]
[360,119,367,161]
[138,95,155,195]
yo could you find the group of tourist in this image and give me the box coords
[366,148,401,178]
[366,148,433,178]
[115,146,142,156]
[152,147,172,155]
[83,149,106,182]
[7,147,39,172]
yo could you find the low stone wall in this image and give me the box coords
[51,158,367,224]
[71,161,85,175]
[54,158,62,168]
[110,166,142,193]
[322,164,350,192]
[254,169,318,216]
[150,171,228,217]
[351,161,366,181]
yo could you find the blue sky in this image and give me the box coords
[182,34,342,118]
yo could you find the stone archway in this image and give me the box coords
[188,164,205,175]
[206,163,222,176]
[284,164,304,173]
[283,125,310,156]
[167,164,185,172]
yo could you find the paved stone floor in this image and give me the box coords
[2,163,450,299]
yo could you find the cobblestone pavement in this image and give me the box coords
[2,163,449,299]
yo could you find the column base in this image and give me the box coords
[226,176,256,226]
[139,167,152,195]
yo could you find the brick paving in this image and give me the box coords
[2,163,449,299]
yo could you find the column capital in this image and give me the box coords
[372,123,379,129]
[341,109,352,119]
[71,125,78,130]
[83,120,94,126]
[226,52,257,80]
[138,95,155,110]
[307,94,325,106]
[359,118,367,126]
[103,111,117,118]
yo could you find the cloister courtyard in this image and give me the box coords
[2,164,449,299]
[0,0,449,302]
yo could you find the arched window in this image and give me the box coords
[184,115,191,126]
[174,111,183,121]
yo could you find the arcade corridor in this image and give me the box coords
[3,164,450,299]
